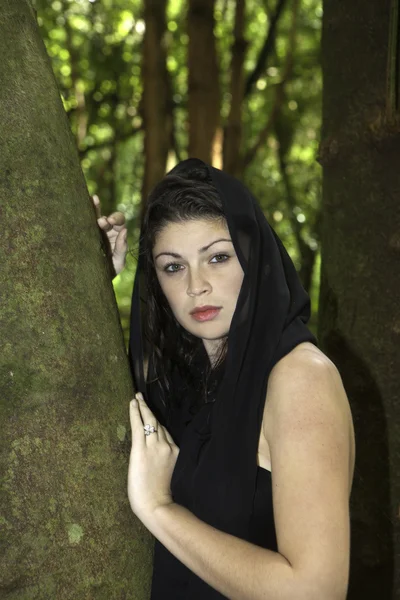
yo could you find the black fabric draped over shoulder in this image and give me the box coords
[128,158,318,598]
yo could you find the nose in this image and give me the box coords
[186,269,211,297]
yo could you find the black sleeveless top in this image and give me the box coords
[150,377,278,600]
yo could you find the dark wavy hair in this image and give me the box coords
[140,162,229,410]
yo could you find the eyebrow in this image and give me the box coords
[154,238,233,260]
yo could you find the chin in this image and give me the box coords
[185,320,223,337]
[178,313,230,337]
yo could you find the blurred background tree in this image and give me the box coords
[32,0,323,342]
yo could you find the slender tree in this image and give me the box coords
[187,0,221,162]
[141,0,172,205]
[223,0,247,176]
[0,1,153,597]
[319,0,400,596]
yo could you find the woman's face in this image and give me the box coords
[152,218,244,361]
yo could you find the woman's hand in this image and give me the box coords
[92,194,128,277]
[128,392,179,524]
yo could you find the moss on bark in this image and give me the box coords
[0,1,153,597]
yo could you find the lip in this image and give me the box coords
[190,305,221,315]
[190,307,221,322]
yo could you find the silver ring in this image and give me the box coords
[144,424,157,436]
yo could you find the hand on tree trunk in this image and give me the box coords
[92,194,128,277]
[128,392,179,524]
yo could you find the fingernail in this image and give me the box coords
[131,398,137,406]
[136,392,143,400]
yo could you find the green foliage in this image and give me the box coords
[34,0,322,339]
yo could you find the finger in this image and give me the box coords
[129,400,145,448]
[92,195,102,219]
[97,216,113,232]
[158,425,177,449]
[157,424,168,443]
[163,428,175,446]
[107,211,125,226]
[136,393,159,441]
[136,393,158,424]
[114,228,128,257]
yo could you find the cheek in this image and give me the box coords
[159,279,180,310]
[230,266,244,296]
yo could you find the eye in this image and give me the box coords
[162,254,230,275]
[163,263,182,274]
[210,253,229,263]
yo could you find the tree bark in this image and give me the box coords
[141,0,172,206]
[319,0,400,596]
[0,1,153,597]
[187,0,221,163]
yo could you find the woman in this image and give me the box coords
[96,158,355,600]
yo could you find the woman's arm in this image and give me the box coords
[141,354,353,600]
[150,502,296,600]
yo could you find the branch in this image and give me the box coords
[242,82,285,167]
[78,126,142,159]
[244,0,288,98]
[242,0,299,167]
[276,134,304,252]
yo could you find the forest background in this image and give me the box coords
[34,0,322,341]
[2,0,398,597]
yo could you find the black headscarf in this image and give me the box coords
[129,157,317,544]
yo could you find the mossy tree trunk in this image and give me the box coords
[319,0,400,597]
[0,1,153,597]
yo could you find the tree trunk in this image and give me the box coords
[0,1,153,597]
[141,0,172,206]
[187,0,221,163]
[223,0,247,177]
[319,0,400,597]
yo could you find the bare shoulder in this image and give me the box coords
[265,341,350,423]
[261,342,356,590]
[263,342,355,491]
